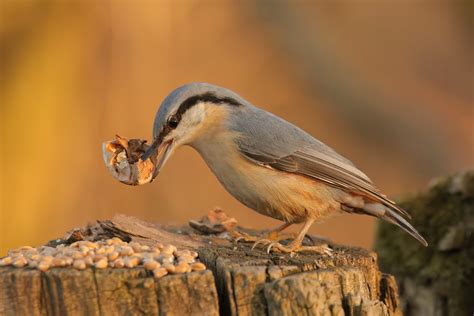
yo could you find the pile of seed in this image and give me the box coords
[0,238,206,279]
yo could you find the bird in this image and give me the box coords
[141,82,428,254]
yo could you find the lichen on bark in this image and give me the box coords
[375,170,474,315]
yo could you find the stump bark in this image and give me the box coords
[1,214,401,315]
[376,170,474,316]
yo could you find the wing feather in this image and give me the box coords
[230,106,411,220]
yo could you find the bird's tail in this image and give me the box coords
[363,203,428,246]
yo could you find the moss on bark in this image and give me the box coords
[375,170,474,315]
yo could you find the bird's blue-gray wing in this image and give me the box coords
[228,106,411,219]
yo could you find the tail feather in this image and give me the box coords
[363,203,428,246]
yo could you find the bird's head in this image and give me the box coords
[141,83,245,178]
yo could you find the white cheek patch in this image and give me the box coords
[182,103,206,127]
[173,103,207,144]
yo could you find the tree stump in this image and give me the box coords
[376,170,474,316]
[1,214,401,315]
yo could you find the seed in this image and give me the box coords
[86,241,98,249]
[129,242,142,253]
[5,238,204,276]
[151,247,161,255]
[61,248,73,256]
[131,252,144,259]
[103,246,114,254]
[178,254,195,264]
[30,254,41,261]
[73,260,86,270]
[109,237,124,245]
[174,250,190,257]
[96,247,106,255]
[157,254,174,264]
[95,258,108,269]
[172,262,190,274]
[72,251,84,260]
[84,256,94,266]
[13,256,27,268]
[125,257,139,268]
[113,259,125,268]
[28,260,39,268]
[161,245,176,255]
[144,260,159,271]
[77,241,90,248]
[130,256,143,265]
[153,267,168,279]
[108,251,119,261]
[40,247,56,256]
[93,254,107,262]
[0,257,13,266]
[163,263,176,273]
[38,261,51,272]
[129,241,140,247]
[172,266,187,274]
[191,262,206,271]
[108,239,119,246]
[119,246,134,256]
[52,257,66,267]
[142,252,154,260]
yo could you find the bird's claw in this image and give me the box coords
[262,242,334,256]
[234,236,246,243]
[266,242,278,254]
[250,238,273,250]
[300,244,334,256]
[232,231,333,256]
[232,231,294,246]
[230,231,258,243]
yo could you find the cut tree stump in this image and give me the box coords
[376,170,474,316]
[1,214,402,315]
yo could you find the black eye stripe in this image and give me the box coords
[172,92,241,126]
[160,92,242,138]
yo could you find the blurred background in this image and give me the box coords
[1,0,472,255]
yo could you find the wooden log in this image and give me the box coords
[1,214,401,315]
[199,245,400,315]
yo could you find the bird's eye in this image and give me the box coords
[168,116,178,129]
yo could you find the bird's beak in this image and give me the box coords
[141,137,175,180]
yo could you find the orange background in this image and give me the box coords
[1,1,473,255]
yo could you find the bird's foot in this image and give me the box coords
[230,231,259,243]
[231,230,294,244]
[265,241,333,256]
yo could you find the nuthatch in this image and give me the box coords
[142,83,427,253]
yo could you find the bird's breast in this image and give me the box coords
[190,132,340,223]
